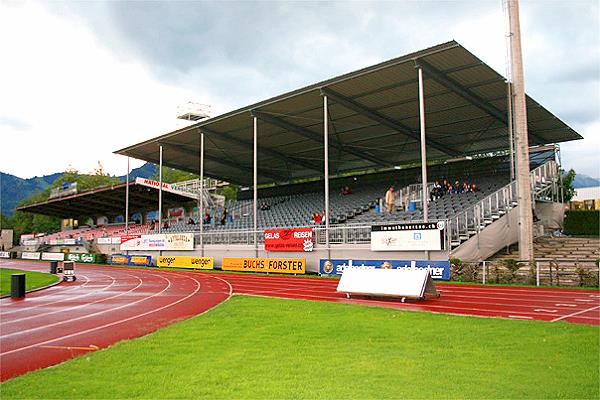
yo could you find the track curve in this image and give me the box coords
[0,260,231,381]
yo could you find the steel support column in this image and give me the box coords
[199,131,205,256]
[158,145,163,234]
[418,67,429,223]
[253,116,258,257]
[323,96,330,256]
[125,156,130,235]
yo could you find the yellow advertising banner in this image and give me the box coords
[157,256,214,270]
[222,258,305,274]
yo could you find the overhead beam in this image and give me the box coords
[160,140,287,182]
[251,110,387,167]
[414,58,545,145]
[200,127,323,173]
[320,87,460,157]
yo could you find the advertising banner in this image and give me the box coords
[97,238,112,244]
[134,178,197,199]
[23,240,39,246]
[65,253,98,263]
[108,254,153,266]
[319,259,451,280]
[41,252,66,261]
[157,256,214,269]
[222,258,305,274]
[371,222,445,251]
[49,238,77,245]
[22,252,41,260]
[264,228,313,252]
[120,233,194,251]
[128,255,153,266]
[0,251,11,258]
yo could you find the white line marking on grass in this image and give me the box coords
[508,315,533,320]
[551,305,600,322]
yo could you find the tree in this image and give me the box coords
[151,166,198,184]
[561,168,576,203]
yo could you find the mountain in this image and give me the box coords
[0,163,158,216]
[0,171,62,217]
[572,174,600,189]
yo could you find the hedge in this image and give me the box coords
[564,210,600,236]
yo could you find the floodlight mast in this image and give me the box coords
[506,0,534,261]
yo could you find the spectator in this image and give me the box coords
[188,217,195,225]
[220,208,228,225]
[385,186,395,213]
[341,186,353,195]
[163,221,169,230]
[203,213,211,225]
[312,212,322,224]
[471,184,478,192]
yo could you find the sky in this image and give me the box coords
[0,0,598,179]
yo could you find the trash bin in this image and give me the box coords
[408,201,417,211]
[50,261,58,274]
[11,273,26,298]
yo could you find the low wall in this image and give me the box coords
[125,244,449,274]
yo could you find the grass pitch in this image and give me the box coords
[1,296,598,399]
[0,268,59,296]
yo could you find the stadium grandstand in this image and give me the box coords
[11,40,584,272]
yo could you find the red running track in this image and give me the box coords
[1,260,599,381]
[0,260,232,381]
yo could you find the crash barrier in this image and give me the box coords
[222,258,305,274]
[157,256,214,269]
[337,268,439,301]
[108,254,153,266]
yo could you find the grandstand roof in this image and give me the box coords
[16,180,196,219]
[115,40,581,186]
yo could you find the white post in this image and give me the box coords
[418,67,429,223]
[199,131,205,256]
[253,116,258,257]
[323,95,330,257]
[482,261,487,284]
[158,145,163,233]
[125,156,130,235]
[536,261,540,286]
[507,82,515,181]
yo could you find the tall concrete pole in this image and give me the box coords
[417,67,429,223]
[507,0,534,261]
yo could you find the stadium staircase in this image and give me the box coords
[491,236,600,261]
[450,160,561,260]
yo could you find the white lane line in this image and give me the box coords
[574,299,594,303]
[551,305,600,323]
[534,309,558,313]
[555,303,578,307]
[0,272,169,340]
[0,275,93,312]
[2,273,137,325]
[508,315,533,320]
[0,273,201,357]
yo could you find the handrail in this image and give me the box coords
[445,160,558,246]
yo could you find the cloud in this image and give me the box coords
[1,0,598,180]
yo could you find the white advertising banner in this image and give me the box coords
[22,252,41,260]
[23,240,39,246]
[42,252,66,261]
[111,237,121,244]
[134,178,197,199]
[120,233,194,251]
[0,251,11,258]
[371,222,445,251]
[97,237,112,244]
[49,238,77,245]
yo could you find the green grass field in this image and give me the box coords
[1,296,598,399]
[0,268,60,296]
